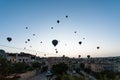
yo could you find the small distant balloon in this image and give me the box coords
[25,41,27,43]
[55,49,57,51]
[27,39,30,41]
[66,15,68,18]
[52,39,58,47]
[97,46,100,49]
[7,37,12,42]
[26,27,28,29]
[79,41,82,45]
[40,41,42,43]
[57,20,60,23]
[51,27,53,29]
[44,54,46,56]
[56,51,58,53]
[87,55,90,59]
[74,31,77,34]
[83,38,85,40]
[33,34,35,36]
[30,46,32,48]
[78,55,81,58]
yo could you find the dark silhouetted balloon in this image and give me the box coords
[78,55,81,58]
[57,20,60,23]
[40,41,42,43]
[56,51,58,53]
[87,55,90,59]
[25,41,27,43]
[97,46,100,49]
[55,49,57,51]
[51,27,53,29]
[66,15,68,18]
[30,46,32,48]
[63,55,65,58]
[33,34,35,36]
[74,31,77,34]
[79,41,82,45]
[52,39,58,47]
[44,54,46,56]
[27,39,30,41]
[83,38,85,40]
[7,37,12,42]
[26,27,28,29]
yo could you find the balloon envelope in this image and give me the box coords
[27,39,30,41]
[79,41,82,45]
[87,55,90,58]
[25,41,27,43]
[56,51,58,53]
[33,34,35,36]
[7,37,12,42]
[74,31,77,34]
[57,20,60,23]
[66,15,68,18]
[51,27,53,29]
[97,46,100,49]
[52,39,58,47]
[26,27,28,29]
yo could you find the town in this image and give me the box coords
[0,49,120,80]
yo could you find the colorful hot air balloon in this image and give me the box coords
[7,37,12,42]
[52,39,58,47]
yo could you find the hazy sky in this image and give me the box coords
[0,0,120,58]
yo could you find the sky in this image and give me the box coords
[0,0,120,58]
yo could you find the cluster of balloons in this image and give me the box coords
[5,15,101,57]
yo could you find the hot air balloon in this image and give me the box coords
[7,37,12,42]
[27,39,30,41]
[30,46,32,48]
[74,31,77,34]
[44,54,46,56]
[56,51,58,53]
[57,20,60,23]
[63,55,65,58]
[51,27,53,29]
[78,55,81,58]
[87,55,90,59]
[40,41,42,43]
[83,38,85,40]
[33,34,35,36]
[66,15,68,18]
[97,46,100,49]
[52,39,58,47]
[55,49,57,51]
[26,27,28,29]
[25,41,27,43]
[79,41,82,45]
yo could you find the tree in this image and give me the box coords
[52,62,68,75]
